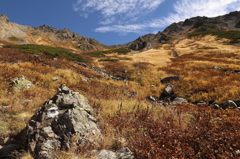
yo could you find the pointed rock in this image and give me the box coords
[21,84,102,159]
[0,14,9,23]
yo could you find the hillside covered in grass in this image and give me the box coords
[2,10,240,159]
[1,28,240,158]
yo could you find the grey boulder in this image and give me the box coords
[172,97,188,105]
[21,84,102,159]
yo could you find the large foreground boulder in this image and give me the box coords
[21,84,102,159]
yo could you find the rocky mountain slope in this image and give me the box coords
[1,11,240,158]
[0,14,106,51]
[125,11,240,51]
[163,11,240,36]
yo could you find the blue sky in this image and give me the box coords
[1,0,240,45]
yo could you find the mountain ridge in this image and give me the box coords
[0,14,106,52]
[124,11,240,51]
[1,11,240,51]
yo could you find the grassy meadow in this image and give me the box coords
[0,35,240,158]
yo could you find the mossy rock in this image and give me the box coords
[10,75,34,91]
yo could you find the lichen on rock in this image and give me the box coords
[21,84,102,159]
[10,75,34,91]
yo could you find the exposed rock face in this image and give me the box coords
[21,84,102,159]
[163,11,240,36]
[35,25,102,46]
[0,14,9,23]
[128,37,148,51]
[36,24,58,33]
[10,75,34,91]
[163,22,184,35]
[0,14,105,51]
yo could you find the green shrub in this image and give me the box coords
[4,44,87,63]
[197,47,218,49]
[189,26,240,43]
[119,57,132,60]
[84,47,131,57]
[8,36,24,42]
[98,57,131,62]
[98,58,119,62]
[31,32,39,36]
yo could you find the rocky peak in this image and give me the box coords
[35,24,58,33]
[0,14,9,23]
[163,11,240,35]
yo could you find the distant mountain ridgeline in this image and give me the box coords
[1,11,240,52]
[125,11,240,51]
[0,14,106,52]
[163,11,240,36]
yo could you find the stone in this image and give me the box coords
[163,84,174,96]
[222,100,238,109]
[52,76,60,82]
[146,95,159,102]
[160,75,180,84]
[172,97,188,105]
[130,92,138,98]
[0,14,9,23]
[159,84,177,105]
[211,104,222,109]
[128,37,149,51]
[20,84,102,159]
[213,66,221,70]
[94,147,134,159]
[10,75,34,91]
[196,101,207,106]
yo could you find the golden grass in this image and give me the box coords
[125,48,172,66]
[1,33,240,158]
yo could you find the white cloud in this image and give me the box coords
[95,24,146,33]
[74,0,240,34]
[167,0,240,24]
[73,0,165,24]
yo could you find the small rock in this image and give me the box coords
[196,101,207,106]
[159,84,176,104]
[172,97,188,105]
[130,92,138,98]
[211,104,222,109]
[223,100,238,109]
[94,147,134,159]
[10,75,34,91]
[213,66,221,70]
[160,75,180,84]
[146,95,158,102]
[122,70,128,73]
[163,84,174,96]
[52,76,60,82]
